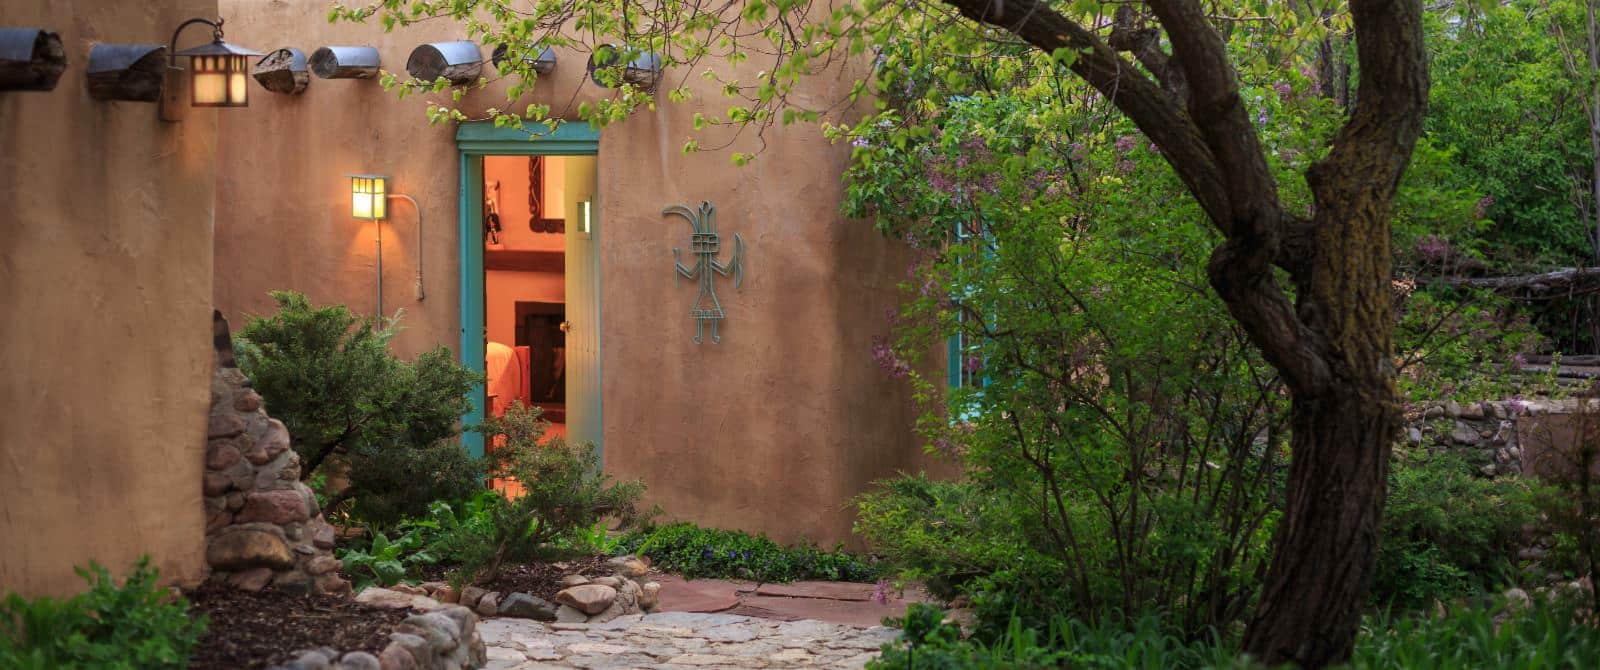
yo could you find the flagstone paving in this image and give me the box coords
[478,611,900,669]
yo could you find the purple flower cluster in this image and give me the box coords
[964,355,983,374]
[872,336,911,378]
[872,579,891,606]
[1414,235,1452,263]
[1114,135,1139,153]
[1475,195,1496,219]
[1273,81,1293,101]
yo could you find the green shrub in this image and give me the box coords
[846,84,1286,638]
[236,291,481,526]
[853,475,1021,597]
[0,558,206,670]
[1372,447,1546,609]
[616,522,881,583]
[445,403,647,584]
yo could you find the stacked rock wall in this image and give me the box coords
[1406,397,1600,479]
[268,605,487,670]
[203,312,348,595]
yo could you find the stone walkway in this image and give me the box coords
[479,611,900,669]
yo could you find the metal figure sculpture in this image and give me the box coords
[666,201,744,344]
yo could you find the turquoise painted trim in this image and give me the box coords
[455,121,602,462]
[946,331,962,389]
[456,121,602,155]
[592,189,603,466]
[459,153,487,459]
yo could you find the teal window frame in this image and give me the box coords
[946,220,986,390]
[455,121,601,459]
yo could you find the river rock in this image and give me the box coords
[207,528,294,570]
[555,584,617,615]
[498,592,558,620]
[356,587,441,611]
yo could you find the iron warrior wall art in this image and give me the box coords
[666,201,745,344]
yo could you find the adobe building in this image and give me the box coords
[1,0,935,600]
[209,1,934,546]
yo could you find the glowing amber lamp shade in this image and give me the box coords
[350,175,389,220]
[189,53,251,106]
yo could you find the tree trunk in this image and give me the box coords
[1243,390,1395,666]
[1239,3,1423,657]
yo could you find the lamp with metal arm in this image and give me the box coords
[161,17,259,121]
[349,175,426,316]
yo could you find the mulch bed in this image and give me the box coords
[186,582,408,670]
[478,554,613,603]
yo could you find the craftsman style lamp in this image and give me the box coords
[350,174,389,220]
[348,174,424,315]
[163,17,259,120]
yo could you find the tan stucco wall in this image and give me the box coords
[0,0,217,597]
[213,0,941,545]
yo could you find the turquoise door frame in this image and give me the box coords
[456,121,601,459]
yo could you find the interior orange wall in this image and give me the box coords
[485,155,566,252]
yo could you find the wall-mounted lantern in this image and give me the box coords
[406,41,482,85]
[490,43,555,75]
[86,44,167,101]
[161,18,260,121]
[350,174,388,221]
[0,28,67,91]
[311,46,380,79]
[586,44,661,91]
[348,174,426,314]
[253,47,308,94]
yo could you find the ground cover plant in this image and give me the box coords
[871,595,1600,670]
[615,521,882,583]
[0,558,204,670]
[236,291,481,526]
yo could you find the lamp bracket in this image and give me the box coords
[168,17,222,67]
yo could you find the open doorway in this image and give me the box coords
[481,154,597,448]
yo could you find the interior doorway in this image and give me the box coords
[456,122,601,462]
[481,154,589,444]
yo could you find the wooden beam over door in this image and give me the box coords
[485,249,564,273]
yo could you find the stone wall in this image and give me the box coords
[1406,397,1600,479]
[204,312,349,595]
